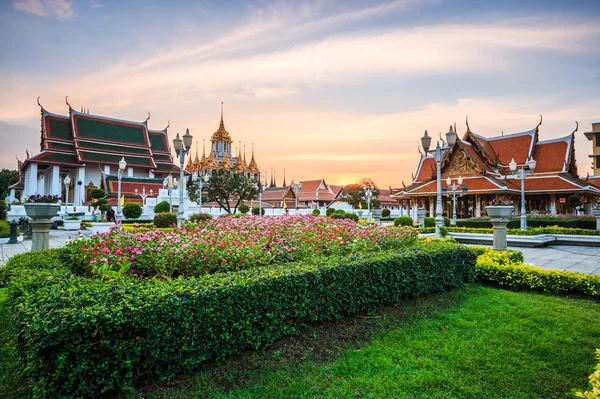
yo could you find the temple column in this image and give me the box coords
[476,195,481,218]
[550,194,557,215]
[50,165,61,196]
[104,165,111,176]
[76,167,86,206]
[24,163,38,196]
[429,197,434,217]
[127,167,133,177]
[148,170,154,178]
[38,175,45,195]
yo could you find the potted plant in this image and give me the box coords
[485,199,514,218]
[90,188,114,233]
[64,216,81,231]
[22,194,61,219]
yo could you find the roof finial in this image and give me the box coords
[165,120,170,130]
[87,108,89,114]
[37,96,43,109]
[418,146,423,156]
[221,101,224,122]
[145,112,150,123]
[65,96,72,109]
[536,114,543,130]
[81,105,83,113]
[572,121,578,136]
[465,115,471,133]
[283,169,286,187]
[203,139,206,156]
[196,140,199,158]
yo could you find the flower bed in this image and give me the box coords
[64,215,418,279]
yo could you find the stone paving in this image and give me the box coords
[1,231,599,275]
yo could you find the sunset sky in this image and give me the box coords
[1,0,599,187]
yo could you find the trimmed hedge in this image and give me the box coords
[458,217,596,230]
[475,249,600,297]
[5,242,475,398]
[154,212,176,228]
[394,216,414,227]
[154,200,171,214]
[418,226,600,236]
[188,212,213,222]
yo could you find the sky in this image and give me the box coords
[0,0,599,187]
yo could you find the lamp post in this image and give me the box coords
[163,176,174,212]
[445,176,468,225]
[421,126,457,238]
[363,184,375,220]
[63,175,71,219]
[255,180,263,217]
[292,182,302,214]
[509,157,536,231]
[134,187,150,206]
[116,157,127,222]
[192,171,210,210]
[316,189,319,215]
[173,129,193,228]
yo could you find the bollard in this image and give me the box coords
[7,220,19,244]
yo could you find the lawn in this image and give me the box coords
[137,285,600,399]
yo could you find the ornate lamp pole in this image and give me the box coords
[421,126,457,238]
[134,187,150,206]
[362,184,375,220]
[445,176,468,225]
[255,180,263,217]
[163,176,174,212]
[63,175,71,219]
[116,157,127,222]
[509,157,536,231]
[292,182,302,214]
[173,129,193,228]
[192,171,210,210]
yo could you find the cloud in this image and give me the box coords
[90,0,101,9]
[13,0,74,19]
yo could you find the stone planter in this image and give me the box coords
[485,205,514,218]
[64,219,82,231]
[371,209,383,224]
[91,222,114,234]
[23,203,60,220]
[417,209,428,228]
[592,209,600,230]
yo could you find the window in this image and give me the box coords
[596,133,600,147]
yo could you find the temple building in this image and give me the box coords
[185,104,260,180]
[392,117,600,218]
[11,97,180,205]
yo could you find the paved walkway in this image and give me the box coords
[1,232,599,274]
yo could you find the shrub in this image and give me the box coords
[90,188,105,200]
[0,199,7,220]
[189,212,213,223]
[345,212,359,222]
[394,216,413,227]
[238,204,250,214]
[0,220,10,238]
[6,242,475,398]
[312,208,321,216]
[424,217,435,227]
[252,206,265,215]
[154,200,171,214]
[154,212,176,228]
[66,216,80,221]
[381,208,391,218]
[326,208,336,217]
[122,203,143,219]
[331,209,346,219]
[475,249,600,297]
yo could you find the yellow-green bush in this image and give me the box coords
[571,349,600,398]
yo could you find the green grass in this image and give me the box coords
[141,285,600,399]
[2,286,599,398]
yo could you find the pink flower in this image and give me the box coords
[102,247,110,253]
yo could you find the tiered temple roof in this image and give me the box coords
[393,117,600,199]
[24,98,181,176]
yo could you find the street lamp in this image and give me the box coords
[421,126,457,238]
[509,157,536,230]
[192,171,210,210]
[163,176,174,212]
[63,175,71,219]
[116,157,127,222]
[445,176,468,225]
[362,184,375,220]
[134,187,150,206]
[291,182,302,214]
[255,180,263,217]
[174,129,193,228]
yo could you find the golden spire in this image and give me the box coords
[205,149,218,170]
[234,145,244,170]
[248,142,259,173]
[221,149,232,169]
[185,151,193,171]
[192,141,201,172]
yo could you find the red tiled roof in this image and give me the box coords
[532,138,569,173]
[262,187,294,201]
[462,142,494,173]
[407,176,507,195]
[505,175,587,192]
[486,130,535,166]
[415,157,435,182]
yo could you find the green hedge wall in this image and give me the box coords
[5,242,475,398]
[457,217,596,230]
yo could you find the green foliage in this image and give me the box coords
[567,195,583,212]
[312,208,321,216]
[394,216,414,227]
[0,169,18,200]
[154,212,176,228]
[0,200,7,220]
[326,207,336,217]
[475,249,600,297]
[238,204,250,214]
[381,208,391,218]
[189,212,213,223]
[458,217,596,230]
[571,349,600,398]
[346,213,359,222]
[419,226,600,236]
[4,242,475,398]
[154,200,171,214]
[0,220,11,238]
[252,206,265,215]
[90,188,105,200]
[331,209,346,218]
[197,167,259,214]
[122,203,142,219]
[424,217,435,227]
[65,216,80,221]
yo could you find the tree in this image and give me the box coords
[0,169,18,200]
[189,168,259,214]
[340,177,381,209]
[122,203,143,219]
[90,188,110,221]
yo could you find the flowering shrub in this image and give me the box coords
[64,215,417,279]
[22,194,61,203]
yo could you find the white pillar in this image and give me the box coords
[76,167,86,206]
[104,165,111,176]
[148,170,154,178]
[429,197,434,217]
[127,167,133,177]
[51,165,61,196]
[24,163,38,196]
[38,175,45,195]
[550,195,557,215]
[476,195,481,218]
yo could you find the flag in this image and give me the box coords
[359,202,362,209]
[311,200,318,208]
[120,195,125,206]
[283,201,287,209]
